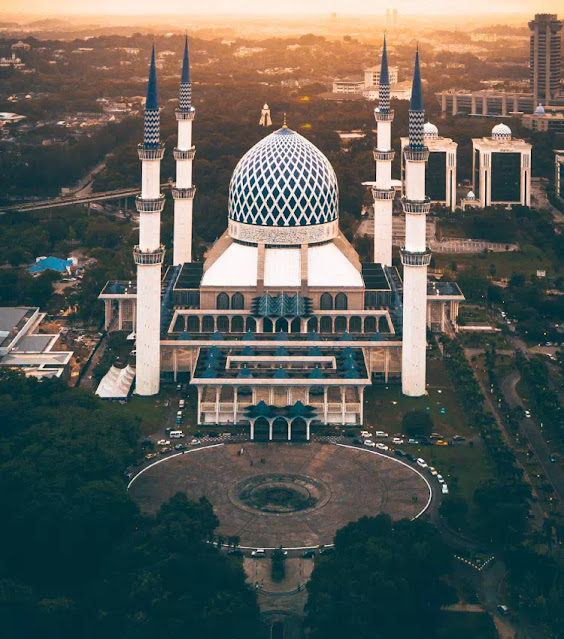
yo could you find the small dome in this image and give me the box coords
[466,190,476,200]
[423,121,438,138]
[492,123,512,140]
[535,103,545,115]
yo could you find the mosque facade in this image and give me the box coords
[99,37,464,438]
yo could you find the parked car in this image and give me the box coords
[392,437,404,444]
[251,549,266,558]
[407,438,419,444]
[179,399,185,408]
[190,438,201,446]
[374,431,388,438]
[406,453,417,462]
[157,439,170,446]
[376,443,389,451]
[394,449,406,457]
[360,430,371,437]
[436,474,445,484]
[497,605,510,617]
[364,439,376,447]
[429,433,443,440]
[170,430,185,439]
[144,452,158,460]
[453,435,466,442]
[441,484,449,494]
[174,443,188,451]
[435,440,449,446]
[302,549,316,559]
[428,467,438,476]
[416,458,428,468]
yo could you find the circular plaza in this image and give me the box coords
[129,443,432,549]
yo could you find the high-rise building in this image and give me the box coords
[472,124,532,208]
[529,14,562,106]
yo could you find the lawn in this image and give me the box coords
[122,396,168,437]
[434,244,553,279]
[364,359,475,438]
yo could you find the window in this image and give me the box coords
[320,316,333,333]
[187,316,200,333]
[350,316,362,333]
[335,293,348,310]
[217,316,229,333]
[335,317,347,333]
[231,292,244,310]
[217,292,230,310]
[320,293,333,310]
[232,316,244,332]
[202,316,214,333]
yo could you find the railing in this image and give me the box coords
[374,110,394,122]
[137,144,165,160]
[403,147,430,162]
[400,248,432,267]
[136,195,165,212]
[173,147,196,160]
[133,245,166,265]
[373,149,395,162]
[175,108,196,120]
[171,186,197,199]
[402,197,431,214]
[371,187,395,201]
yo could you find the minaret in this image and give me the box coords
[172,35,196,265]
[372,36,395,267]
[259,103,272,126]
[401,48,431,397]
[134,46,166,396]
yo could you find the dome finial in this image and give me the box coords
[283,112,287,128]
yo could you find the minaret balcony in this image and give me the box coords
[173,147,196,160]
[373,149,395,162]
[137,143,165,160]
[400,247,432,267]
[176,108,196,121]
[371,187,395,201]
[374,110,395,122]
[133,245,166,265]
[136,195,166,213]
[402,197,431,215]
[403,147,430,162]
[172,185,197,199]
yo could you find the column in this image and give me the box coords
[250,421,255,441]
[233,387,238,424]
[471,95,477,115]
[452,94,458,116]
[306,422,310,441]
[215,386,220,424]
[323,387,328,423]
[482,96,487,116]
[197,386,202,424]
[269,422,273,441]
[287,421,291,441]
[104,300,113,330]
[341,386,346,424]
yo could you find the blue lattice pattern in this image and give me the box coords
[379,83,390,112]
[408,110,425,149]
[179,83,191,110]
[251,292,313,317]
[228,128,339,227]
[143,109,160,147]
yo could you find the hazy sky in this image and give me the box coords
[0,0,559,15]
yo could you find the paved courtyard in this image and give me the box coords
[129,443,431,548]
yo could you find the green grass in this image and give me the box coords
[122,396,168,437]
[434,244,553,279]
[364,359,474,438]
[436,611,499,639]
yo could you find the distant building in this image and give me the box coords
[437,89,535,117]
[11,40,31,51]
[555,150,564,203]
[332,78,364,94]
[28,256,76,275]
[401,122,458,212]
[0,307,73,380]
[472,124,532,207]
[529,14,562,106]
[259,103,272,127]
[364,65,399,88]
[521,104,564,132]
[471,33,497,42]
[0,53,25,70]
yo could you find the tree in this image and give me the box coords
[305,515,454,639]
[439,495,468,530]
[402,410,434,438]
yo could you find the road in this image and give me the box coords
[500,369,564,502]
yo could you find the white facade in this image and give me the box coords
[173,111,196,265]
[472,125,532,207]
[372,109,394,266]
[364,66,399,88]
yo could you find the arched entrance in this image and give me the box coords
[292,417,308,442]
[231,316,244,333]
[272,417,288,441]
[307,317,318,332]
[275,318,289,333]
[254,417,270,442]
[349,316,362,333]
[335,316,347,333]
[290,317,301,333]
[245,317,256,332]
[320,316,332,333]
[187,316,200,333]
[364,316,376,333]
[263,318,274,333]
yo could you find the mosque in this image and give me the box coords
[99,37,464,439]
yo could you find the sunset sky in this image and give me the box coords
[0,0,559,15]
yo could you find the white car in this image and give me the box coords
[428,467,438,476]
[364,439,376,447]
[376,443,389,451]
[179,399,185,408]
[416,458,428,468]
[251,549,266,557]
[441,484,449,494]
[392,437,404,444]
[157,439,170,446]
[360,430,372,437]
[436,474,445,484]
[190,438,201,446]
[374,431,389,438]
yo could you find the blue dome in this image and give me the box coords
[228,127,339,228]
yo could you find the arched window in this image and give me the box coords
[290,318,301,333]
[232,316,244,333]
[320,316,333,333]
[231,292,244,310]
[335,316,347,333]
[320,292,333,310]
[217,293,229,310]
[202,316,215,333]
[217,315,229,333]
[364,316,377,333]
[350,316,362,333]
[187,291,200,307]
[263,318,274,333]
[187,316,200,333]
[275,318,289,333]
[335,292,348,310]
[245,317,256,332]
[307,317,318,332]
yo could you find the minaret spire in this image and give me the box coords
[379,35,390,112]
[143,45,160,147]
[408,46,424,149]
[179,35,192,110]
[172,35,197,266]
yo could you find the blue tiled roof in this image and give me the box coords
[28,256,73,274]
